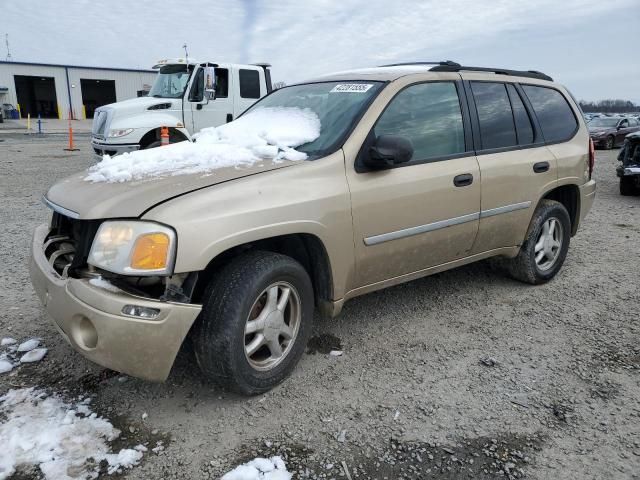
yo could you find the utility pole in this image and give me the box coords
[5,34,12,61]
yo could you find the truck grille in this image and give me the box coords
[91,109,109,138]
[45,213,101,277]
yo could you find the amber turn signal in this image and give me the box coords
[130,233,170,270]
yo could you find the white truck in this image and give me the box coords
[91,59,273,158]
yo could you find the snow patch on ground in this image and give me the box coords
[1,338,16,346]
[0,388,144,479]
[221,456,292,480]
[85,107,321,183]
[0,358,12,374]
[17,339,40,352]
[20,348,48,363]
[88,277,121,293]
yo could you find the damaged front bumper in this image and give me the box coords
[617,135,640,179]
[29,224,202,381]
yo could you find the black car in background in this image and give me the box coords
[589,116,640,149]
[617,131,640,195]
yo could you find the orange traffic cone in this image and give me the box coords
[160,126,170,146]
[64,117,79,151]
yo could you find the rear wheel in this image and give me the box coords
[620,176,640,196]
[506,200,571,285]
[605,135,615,150]
[191,251,313,395]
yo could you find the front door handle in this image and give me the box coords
[453,173,474,187]
[533,161,550,173]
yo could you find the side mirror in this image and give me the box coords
[203,66,216,100]
[365,135,414,169]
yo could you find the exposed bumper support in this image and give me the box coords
[29,224,202,381]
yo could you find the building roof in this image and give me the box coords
[0,60,155,73]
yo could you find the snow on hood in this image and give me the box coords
[85,107,321,183]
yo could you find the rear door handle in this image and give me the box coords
[533,161,550,173]
[453,173,473,187]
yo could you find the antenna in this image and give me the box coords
[5,34,12,61]
[182,43,189,66]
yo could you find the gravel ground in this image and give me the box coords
[0,132,639,479]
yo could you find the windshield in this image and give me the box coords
[589,118,619,128]
[244,81,384,157]
[148,64,193,99]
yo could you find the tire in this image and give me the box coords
[144,136,186,149]
[620,176,640,196]
[506,200,571,285]
[605,135,615,150]
[191,250,314,395]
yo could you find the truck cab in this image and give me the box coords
[91,59,272,158]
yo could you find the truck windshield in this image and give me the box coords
[245,81,384,157]
[148,65,193,99]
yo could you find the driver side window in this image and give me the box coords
[619,119,629,128]
[189,68,204,102]
[374,82,466,164]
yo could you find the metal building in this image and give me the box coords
[0,61,156,119]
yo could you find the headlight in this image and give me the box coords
[108,128,134,138]
[88,221,176,276]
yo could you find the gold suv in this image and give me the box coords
[30,62,596,394]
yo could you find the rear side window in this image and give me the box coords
[522,85,577,143]
[239,69,261,99]
[215,68,229,98]
[374,82,466,163]
[470,82,517,149]
[506,84,534,144]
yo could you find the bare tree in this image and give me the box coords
[579,99,638,113]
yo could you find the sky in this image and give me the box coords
[3,0,639,103]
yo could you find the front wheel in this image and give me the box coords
[191,251,314,395]
[506,200,571,285]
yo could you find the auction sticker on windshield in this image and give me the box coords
[330,84,374,93]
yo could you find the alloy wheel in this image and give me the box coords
[534,217,563,271]
[243,282,301,371]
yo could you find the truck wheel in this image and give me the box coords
[145,140,162,149]
[192,251,313,395]
[506,200,571,285]
[605,135,615,150]
[620,176,639,196]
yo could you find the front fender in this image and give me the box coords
[141,152,356,299]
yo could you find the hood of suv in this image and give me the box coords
[45,160,298,220]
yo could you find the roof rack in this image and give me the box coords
[428,64,553,81]
[379,60,461,68]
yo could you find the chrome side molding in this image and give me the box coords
[364,212,479,246]
[364,201,532,246]
[479,201,531,219]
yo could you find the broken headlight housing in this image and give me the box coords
[88,221,176,276]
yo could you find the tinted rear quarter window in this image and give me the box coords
[522,85,578,143]
[506,84,534,144]
[239,69,261,99]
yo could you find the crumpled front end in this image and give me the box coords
[29,222,202,382]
